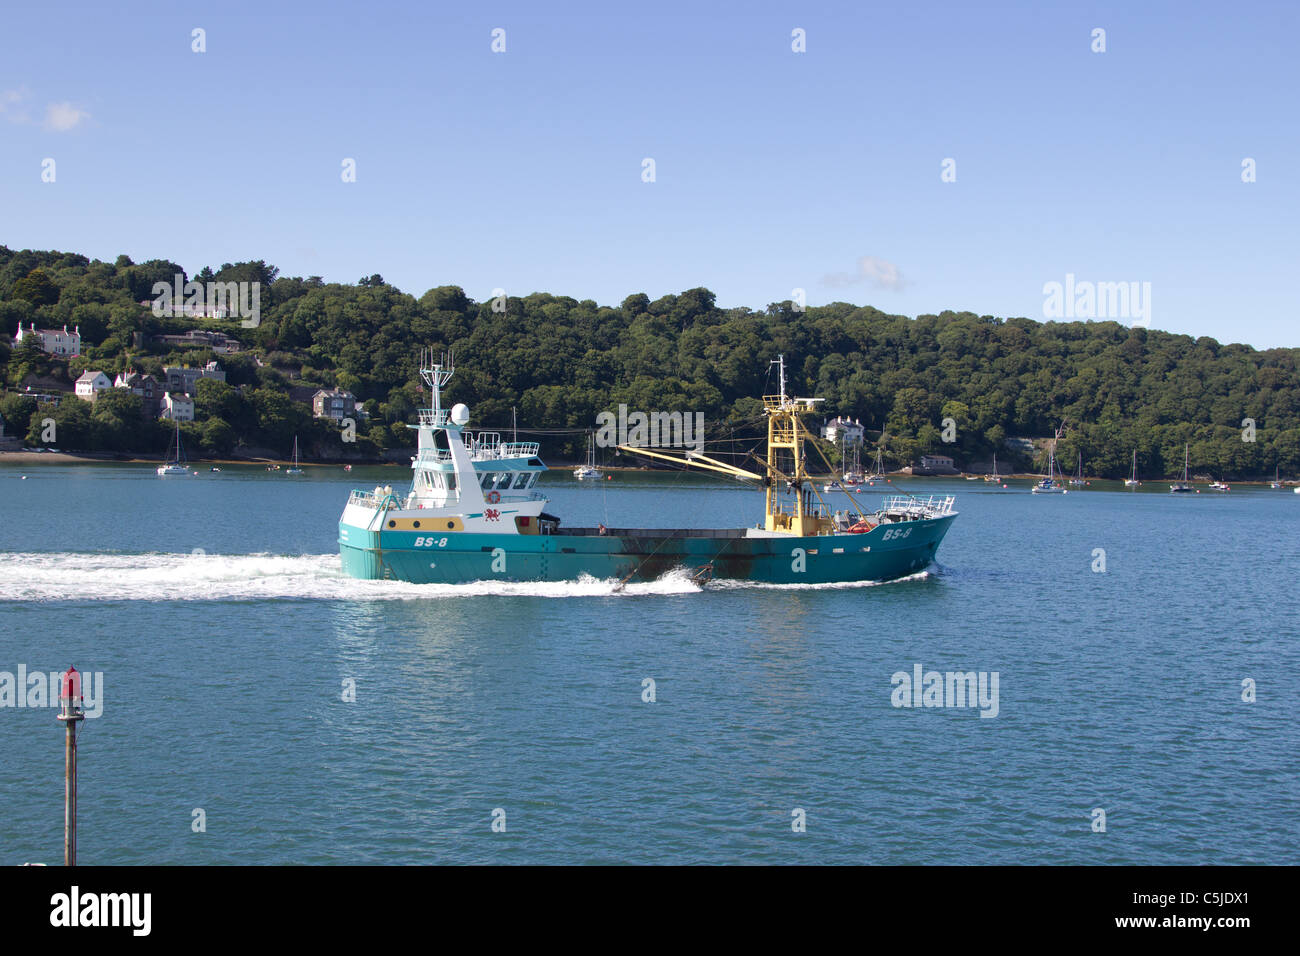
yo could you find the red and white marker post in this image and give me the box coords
[56,666,85,866]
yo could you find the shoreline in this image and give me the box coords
[1,451,1294,485]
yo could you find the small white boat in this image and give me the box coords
[1208,481,1230,492]
[824,480,844,493]
[1124,450,1141,487]
[574,430,602,479]
[863,444,887,482]
[1270,466,1282,489]
[157,421,191,477]
[286,436,304,475]
[1170,443,1195,494]
[841,437,865,484]
[1031,426,1067,494]
[1068,452,1086,486]
[984,453,1001,482]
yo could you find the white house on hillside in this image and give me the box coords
[14,323,81,357]
[160,392,195,422]
[822,416,865,445]
[74,370,112,401]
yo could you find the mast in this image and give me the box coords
[763,355,825,536]
[419,347,454,425]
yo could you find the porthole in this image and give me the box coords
[413,521,421,528]
[387,520,396,528]
[447,521,455,529]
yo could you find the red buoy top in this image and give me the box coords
[60,666,81,703]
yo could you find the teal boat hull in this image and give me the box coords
[338,514,956,585]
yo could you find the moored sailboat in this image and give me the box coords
[1170,443,1194,494]
[983,453,1001,482]
[864,444,887,482]
[1124,450,1141,487]
[1031,426,1067,494]
[842,437,865,485]
[1069,452,1086,486]
[156,420,190,476]
[286,436,304,475]
[573,430,602,479]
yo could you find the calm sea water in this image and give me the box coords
[1,462,1297,865]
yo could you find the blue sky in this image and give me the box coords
[1,0,1296,347]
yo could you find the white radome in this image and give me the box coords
[451,403,470,426]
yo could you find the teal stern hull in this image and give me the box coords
[338,512,957,585]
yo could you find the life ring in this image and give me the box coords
[486,490,501,504]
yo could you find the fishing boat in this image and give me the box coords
[1208,480,1230,492]
[156,421,191,476]
[286,436,304,475]
[573,430,602,480]
[1270,466,1282,489]
[1170,443,1194,494]
[1031,427,1066,494]
[1069,452,1086,486]
[1124,450,1141,487]
[337,353,958,585]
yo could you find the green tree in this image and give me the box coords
[10,268,59,306]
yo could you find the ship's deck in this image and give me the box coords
[554,527,753,538]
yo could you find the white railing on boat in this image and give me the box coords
[348,488,405,509]
[350,488,547,510]
[494,441,540,459]
[494,491,546,503]
[465,432,540,460]
[412,449,454,465]
[879,494,957,516]
[418,409,449,427]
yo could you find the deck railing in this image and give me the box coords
[466,433,540,460]
[879,494,957,516]
[347,488,406,509]
[412,449,454,465]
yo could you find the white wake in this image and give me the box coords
[0,552,704,602]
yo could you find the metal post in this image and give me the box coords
[57,666,85,867]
